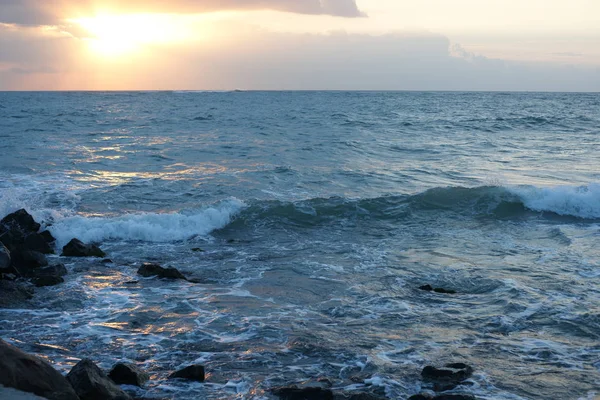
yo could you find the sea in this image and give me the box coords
[0,91,599,399]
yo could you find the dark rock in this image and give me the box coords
[108,362,149,387]
[421,363,474,391]
[124,280,139,285]
[0,280,33,307]
[67,358,131,400]
[24,233,54,254]
[433,395,476,400]
[1,209,40,235]
[191,248,204,252]
[0,339,79,400]
[36,264,68,278]
[408,395,434,400]
[168,364,205,382]
[40,230,56,243]
[101,259,113,264]
[138,263,187,280]
[345,393,387,400]
[32,275,64,287]
[433,288,456,294]
[419,285,456,294]
[62,238,106,258]
[272,386,334,400]
[0,243,11,272]
[13,251,48,275]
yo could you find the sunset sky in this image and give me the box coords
[1,0,599,91]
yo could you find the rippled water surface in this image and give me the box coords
[1,91,599,399]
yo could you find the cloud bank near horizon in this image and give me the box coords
[1,23,598,92]
[0,0,366,26]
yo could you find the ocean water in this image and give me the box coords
[0,91,599,399]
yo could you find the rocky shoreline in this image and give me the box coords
[1,209,477,400]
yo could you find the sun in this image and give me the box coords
[70,14,193,58]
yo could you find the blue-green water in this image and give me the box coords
[1,91,599,399]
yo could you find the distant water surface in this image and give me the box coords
[0,91,599,399]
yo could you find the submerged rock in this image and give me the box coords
[272,386,334,400]
[108,362,149,387]
[419,285,456,294]
[421,363,474,391]
[67,358,131,400]
[0,339,79,400]
[409,394,476,400]
[168,364,205,382]
[61,238,106,258]
[138,263,187,280]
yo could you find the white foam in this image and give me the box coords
[48,198,245,247]
[509,183,600,219]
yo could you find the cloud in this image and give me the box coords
[0,22,598,91]
[0,0,366,26]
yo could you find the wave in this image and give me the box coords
[227,184,600,229]
[48,198,245,247]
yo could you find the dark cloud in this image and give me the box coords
[0,0,366,25]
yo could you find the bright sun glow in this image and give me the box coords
[71,14,196,57]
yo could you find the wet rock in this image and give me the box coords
[108,362,149,387]
[409,394,476,400]
[433,288,456,294]
[0,386,48,399]
[138,263,187,280]
[191,247,204,252]
[1,209,41,235]
[343,393,387,400]
[421,363,474,391]
[67,358,131,400]
[0,339,79,400]
[272,386,334,400]
[0,280,33,307]
[0,243,11,272]
[419,285,456,294]
[40,230,56,243]
[24,233,54,254]
[32,275,64,287]
[62,238,106,258]
[12,251,48,275]
[36,264,68,278]
[168,364,205,382]
[101,258,113,264]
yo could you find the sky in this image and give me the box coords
[0,0,599,91]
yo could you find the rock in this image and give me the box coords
[272,386,334,400]
[0,339,79,400]
[32,275,64,287]
[421,363,473,391]
[168,364,205,382]
[138,263,187,280]
[39,230,55,243]
[61,238,106,258]
[419,285,456,294]
[12,251,48,275]
[433,395,476,400]
[1,209,40,235]
[408,395,434,400]
[433,288,456,294]
[24,233,54,254]
[191,248,204,252]
[36,264,68,278]
[0,385,48,399]
[0,280,33,307]
[67,358,131,400]
[345,393,387,400]
[101,259,113,264]
[108,362,149,387]
[0,243,11,272]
